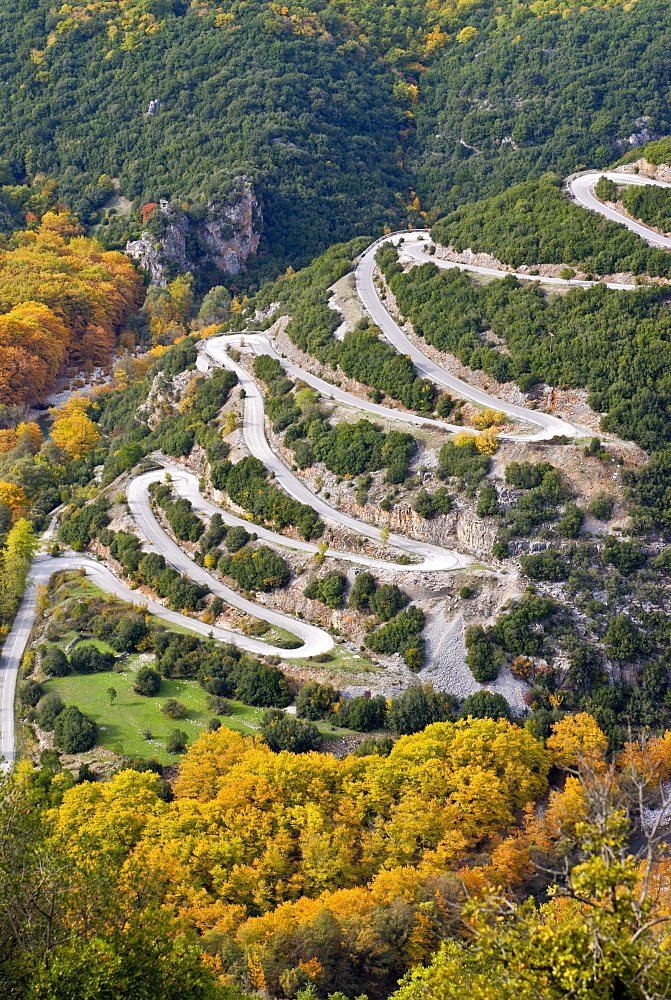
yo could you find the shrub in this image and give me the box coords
[218,545,290,592]
[595,176,617,202]
[166,729,189,754]
[112,614,150,652]
[233,659,291,708]
[303,572,347,608]
[465,625,501,683]
[387,684,457,735]
[589,492,614,521]
[35,693,65,730]
[225,525,251,552]
[295,681,339,720]
[367,605,426,669]
[436,393,455,418]
[354,734,394,757]
[349,571,376,611]
[520,548,568,581]
[461,691,511,721]
[476,485,501,517]
[69,644,116,674]
[161,698,188,719]
[40,644,70,677]
[604,614,649,662]
[557,501,584,538]
[413,489,436,519]
[371,583,408,621]
[134,666,162,696]
[602,536,646,576]
[53,705,97,753]
[334,695,387,731]
[505,461,554,490]
[18,679,44,707]
[205,694,230,715]
[261,709,323,753]
[438,437,490,487]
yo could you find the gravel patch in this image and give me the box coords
[421,610,527,715]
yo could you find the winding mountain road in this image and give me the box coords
[0,545,334,771]
[568,170,671,248]
[155,457,464,572]
[127,469,335,656]
[4,168,670,771]
[199,338,469,572]
[356,237,579,440]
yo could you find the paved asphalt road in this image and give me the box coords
[157,455,465,572]
[6,171,668,770]
[354,237,579,441]
[568,171,671,249]
[0,547,333,772]
[201,339,469,572]
[399,229,634,292]
[127,470,335,657]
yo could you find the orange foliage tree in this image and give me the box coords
[0,482,27,514]
[0,214,142,405]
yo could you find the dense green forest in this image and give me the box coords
[0,0,668,280]
[430,174,671,275]
[620,184,671,235]
[377,244,671,451]
[412,0,671,213]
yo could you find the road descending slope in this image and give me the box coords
[399,232,633,291]
[568,170,671,249]
[157,457,465,572]
[199,338,470,571]
[355,236,578,440]
[0,542,334,772]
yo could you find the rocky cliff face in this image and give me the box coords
[125,177,261,286]
[617,159,671,184]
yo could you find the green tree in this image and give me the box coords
[295,682,339,720]
[465,625,501,683]
[461,691,511,721]
[387,684,457,735]
[166,729,189,754]
[371,583,408,621]
[53,706,97,753]
[261,710,323,753]
[134,667,162,697]
[349,571,376,611]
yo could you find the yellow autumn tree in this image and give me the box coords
[472,408,506,429]
[0,482,27,514]
[50,395,101,459]
[546,712,608,770]
[475,427,499,455]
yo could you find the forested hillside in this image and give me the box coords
[413,0,671,214]
[5,0,671,997]
[0,0,667,277]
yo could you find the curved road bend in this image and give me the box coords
[156,457,466,573]
[127,470,334,656]
[205,332,469,435]
[199,340,469,572]
[568,171,671,249]
[0,550,333,772]
[355,237,578,441]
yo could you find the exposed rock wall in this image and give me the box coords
[617,159,671,184]
[126,177,261,285]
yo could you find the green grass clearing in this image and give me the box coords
[286,645,382,675]
[44,660,266,763]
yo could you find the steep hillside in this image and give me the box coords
[0,0,668,281]
[413,0,671,213]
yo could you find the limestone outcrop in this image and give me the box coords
[126,177,261,285]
